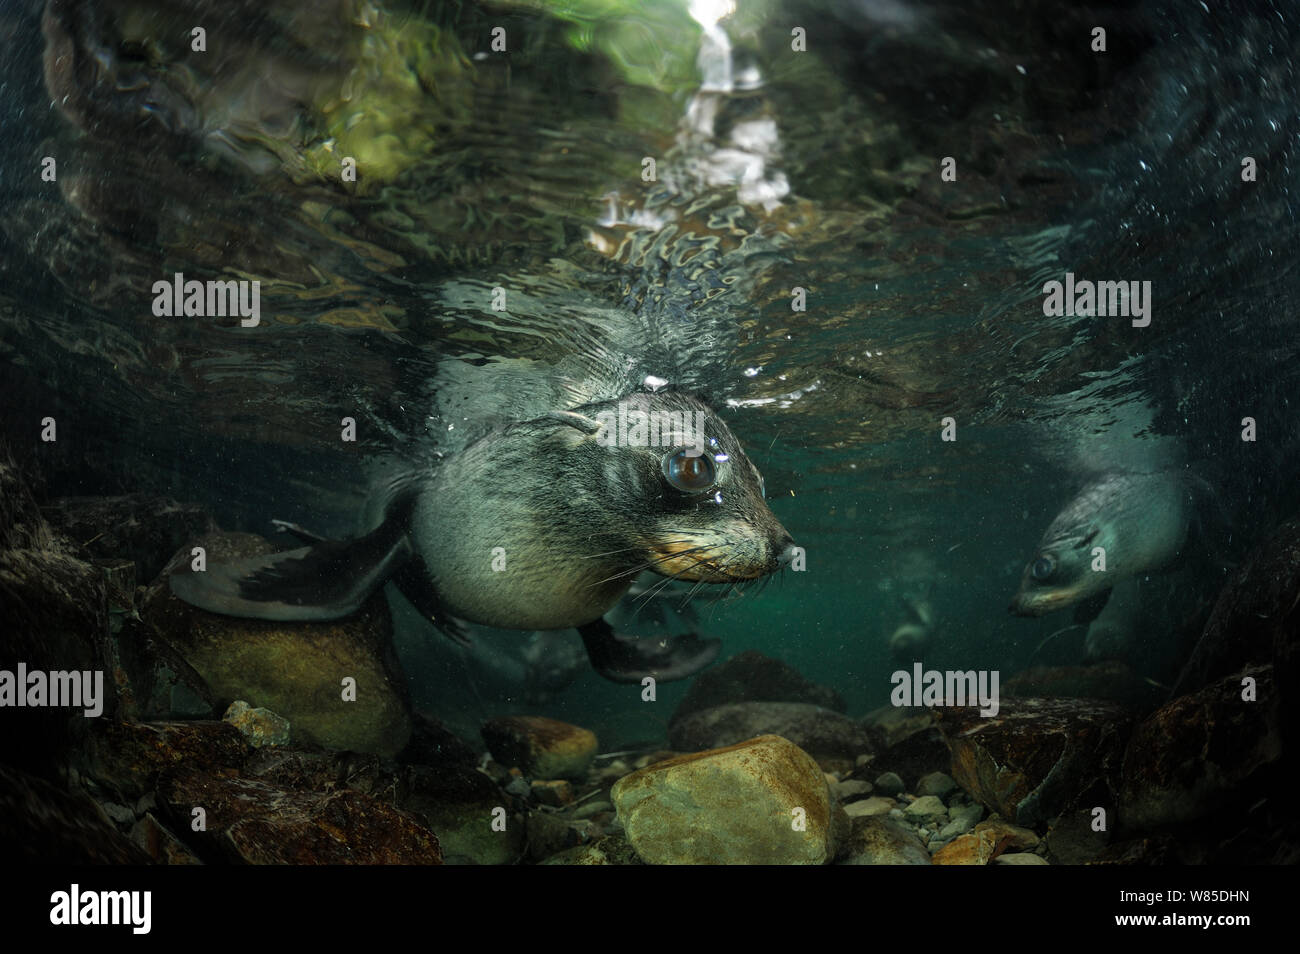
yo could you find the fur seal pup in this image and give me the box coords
[1009,469,1189,619]
[170,390,795,683]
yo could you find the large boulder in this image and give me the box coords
[611,734,848,865]
[44,494,215,583]
[142,532,412,757]
[935,698,1134,828]
[1119,664,1281,831]
[158,767,442,864]
[668,701,874,760]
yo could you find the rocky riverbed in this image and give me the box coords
[2,456,1296,864]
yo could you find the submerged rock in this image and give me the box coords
[405,763,523,865]
[159,768,441,864]
[836,815,931,866]
[612,735,848,865]
[539,833,642,865]
[844,796,897,818]
[80,719,249,802]
[916,771,957,799]
[129,812,203,865]
[45,494,215,583]
[670,650,846,725]
[222,700,291,747]
[0,763,152,864]
[1119,664,1281,831]
[859,718,949,791]
[142,532,412,757]
[1004,661,1164,709]
[935,698,1133,827]
[480,715,597,780]
[668,701,875,760]
[0,456,117,776]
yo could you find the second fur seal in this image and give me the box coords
[170,391,796,683]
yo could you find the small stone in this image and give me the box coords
[531,779,575,806]
[915,771,957,799]
[937,803,984,839]
[874,771,905,797]
[504,776,531,798]
[832,779,873,802]
[974,819,1040,850]
[572,800,613,820]
[222,700,291,747]
[889,808,905,819]
[903,795,948,824]
[99,801,135,825]
[855,754,873,768]
[932,829,1005,866]
[993,852,1049,865]
[844,796,897,818]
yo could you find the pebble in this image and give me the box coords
[832,779,873,802]
[993,852,1049,865]
[530,779,575,807]
[572,799,612,820]
[915,771,957,799]
[903,795,948,824]
[874,772,905,797]
[844,796,897,818]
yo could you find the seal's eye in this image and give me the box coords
[1031,555,1056,582]
[661,449,717,493]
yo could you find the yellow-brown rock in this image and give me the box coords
[143,533,412,757]
[610,734,848,865]
[931,827,1013,865]
[480,716,597,780]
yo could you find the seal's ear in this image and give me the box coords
[545,411,604,435]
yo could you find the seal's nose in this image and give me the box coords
[777,538,797,566]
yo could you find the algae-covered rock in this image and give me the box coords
[836,815,931,866]
[0,763,152,864]
[611,734,848,865]
[935,698,1133,827]
[480,715,597,780]
[81,719,249,802]
[158,768,441,864]
[540,833,642,866]
[1119,665,1281,830]
[404,763,524,866]
[222,700,291,748]
[143,532,412,757]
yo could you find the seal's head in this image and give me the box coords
[1009,538,1102,616]
[580,390,795,583]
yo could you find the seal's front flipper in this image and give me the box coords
[169,520,413,622]
[577,619,720,683]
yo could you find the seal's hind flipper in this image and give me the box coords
[577,619,720,683]
[169,520,413,622]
